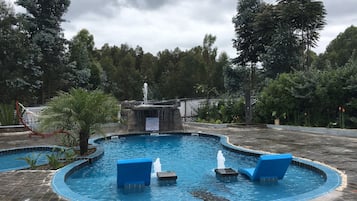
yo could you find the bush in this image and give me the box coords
[18,153,41,169]
[0,103,16,125]
[255,59,357,128]
[196,99,245,124]
[46,153,63,169]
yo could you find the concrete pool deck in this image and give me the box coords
[0,125,356,201]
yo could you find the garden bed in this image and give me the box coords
[26,147,97,170]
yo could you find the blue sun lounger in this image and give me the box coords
[238,153,293,181]
[117,158,152,188]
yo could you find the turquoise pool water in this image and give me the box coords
[65,134,326,201]
[0,148,54,172]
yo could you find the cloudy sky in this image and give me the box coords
[11,0,357,57]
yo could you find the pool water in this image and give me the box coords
[66,134,325,201]
[0,150,54,172]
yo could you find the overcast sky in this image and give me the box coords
[11,0,357,58]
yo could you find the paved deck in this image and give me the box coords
[0,125,356,200]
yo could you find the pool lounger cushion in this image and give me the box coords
[117,158,152,188]
[238,153,293,181]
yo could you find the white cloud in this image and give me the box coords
[62,0,237,56]
[8,0,357,57]
[312,0,357,54]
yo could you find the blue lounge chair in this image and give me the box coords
[238,153,293,181]
[117,158,152,188]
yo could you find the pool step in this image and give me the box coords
[215,168,238,182]
[157,171,177,185]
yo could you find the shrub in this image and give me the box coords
[18,153,41,169]
[0,103,16,125]
[196,99,245,124]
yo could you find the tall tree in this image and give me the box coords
[68,29,102,90]
[98,44,143,100]
[277,0,326,69]
[261,24,300,78]
[252,3,300,78]
[202,34,225,93]
[321,25,357,68]
[232,0,264,66]
[16,0,71,103]
[223,65,248,96]
[202,34,217,66]
[0,0,41,104]
[213,52,229,93]
[232,0,263,124]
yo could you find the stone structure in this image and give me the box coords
[125,100,183,132]
[157,171,177,185]
[214,168,238,182]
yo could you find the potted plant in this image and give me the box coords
[272,111,286,125]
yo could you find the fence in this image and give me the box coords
[178,98,222,122]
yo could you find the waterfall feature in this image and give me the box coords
[127,83,183,132]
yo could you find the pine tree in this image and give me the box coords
[16,0,71,102]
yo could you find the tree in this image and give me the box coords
[156,49,178,99]
[213,52,229,93]
[320,25,357,68]
[16,0,71,102]
[40,88,119,155]
[84,33,229,101]
[0,0,41,104]
[255,1,325,76]
[277,0,326,69]
[97,44,143,100]
[223,65,247,96]
[256,58,357,128]
[116,53,142,100]
[202,34,217,68]
[176,53,205,98]
[232,0,264,66]
[344,54,357,126]
[201,34,226,94]
[255,73,295,124]
[261,24,300,78]
[68,29,100,90]
[232,0,263,124]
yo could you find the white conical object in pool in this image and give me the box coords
[217,150,225,169]
[153,158,162,175]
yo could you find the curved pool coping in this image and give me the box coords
[52,132,344,201]
[0,145,66,173]
[205,132,344,201]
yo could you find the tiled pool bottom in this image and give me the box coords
[0,146,61,172]
[53,133,343,201]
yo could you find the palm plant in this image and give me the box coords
[18,153,41,169]
[40,88,119,155]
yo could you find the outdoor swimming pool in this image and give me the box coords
[0,146,59,172]
[53,133,341,201]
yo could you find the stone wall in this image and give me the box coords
[127,106,183,132]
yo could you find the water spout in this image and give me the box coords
[143,82,148,104]
[217,150,225,169]
[152,158,162,177]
